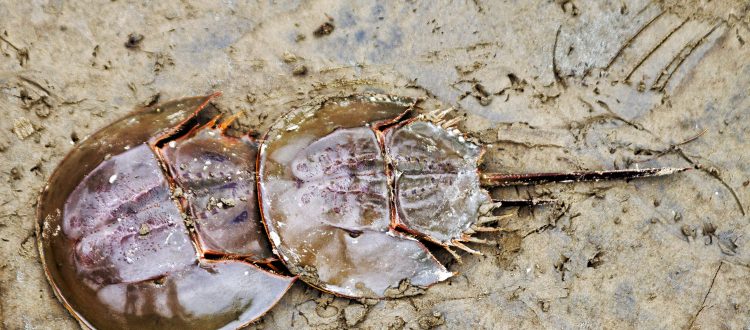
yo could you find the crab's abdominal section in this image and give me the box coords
[160,126,273,260]
[39,95,293,329]
[258,95,452,298]
[65,144,196,285]
[385,121,491,245]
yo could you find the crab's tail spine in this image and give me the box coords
[480,167,690,187]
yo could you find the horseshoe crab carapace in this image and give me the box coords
[36,94,294,329]
[256,94,687,299]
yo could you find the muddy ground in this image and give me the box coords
[1,1,749,329]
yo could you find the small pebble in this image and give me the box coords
[139,223,150,236]
[220,198,236,208]
[681,224,695,238]
[313,22,334,37]
[343,304,367,327]
[13,118,35,140]
[292,65,308,76]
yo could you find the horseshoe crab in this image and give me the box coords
[37,93,687,329]
[257,94,687,299]
[37,94,293,329]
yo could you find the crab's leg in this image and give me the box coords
[479,167,689,187]
[443,246,463,263]
[477,214,513,224]
[469,225,511,233]
[490,199,557,207]
[218,111,243,132]
[451,240,483,255]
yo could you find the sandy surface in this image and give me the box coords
[1,1,749,329]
